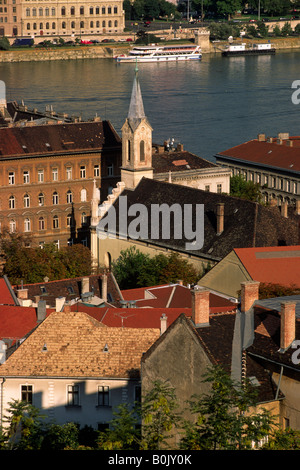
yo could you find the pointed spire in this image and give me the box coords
[128,61,145,121]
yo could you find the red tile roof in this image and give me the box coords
[0,305,52,344]
[218,138,300,172]
[234,246,300,287]
[121,283,237,312]
[0,278,17,305]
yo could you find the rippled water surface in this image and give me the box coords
[1,50,300,160]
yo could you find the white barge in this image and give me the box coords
[222,42,276,56]
[115,44,202,63]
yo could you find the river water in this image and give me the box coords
[1,49,300,161]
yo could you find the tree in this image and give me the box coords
[215,0,242,19]
[230,175,262,202]
[180,366,276,450]
[263,428,300,450]
[112,247,201,290]
[0,36,10,51]
[2,399,46,450]
[140,380,181,450]
[0,231,92,284]
[280,22,293,37]
[97,403,140,450]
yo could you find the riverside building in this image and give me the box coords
[0,0,124,39]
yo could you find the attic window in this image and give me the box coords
[107,293,113,303]
[67,286,74,294]
[103,343,109,353]
[40,286,47,294]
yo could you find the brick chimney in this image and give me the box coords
[217,203,224,235]
[102,273,107,302]
[17,288,28,300]
[280,302,296,350]
[81,277,89,294]
[240,281,260,313]
[191,286,210,327]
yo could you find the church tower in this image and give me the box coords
[121,63,153,189]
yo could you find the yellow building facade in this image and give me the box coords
[0,0,124,39]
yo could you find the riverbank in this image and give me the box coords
[1,36,300,62]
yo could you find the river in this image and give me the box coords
[1,49,300,161]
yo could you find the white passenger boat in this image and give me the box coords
[222,42,276,56]
[115,44,202,63]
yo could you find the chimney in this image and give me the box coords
[176,143,184,151]
[257,133,266,142]
[55,296,65,312]
[217,203,224,235]
[81,277,89,295]
[278,132,289,140]
[102,273,107,302]
[287,140,293,147]
[281,201,288,218]
[280,302,296,350]
[37,300,47,323]
[191,286,210,327]
[17,288,28,300]
[160,313,168,335]
[240,281,260,313]
[177,279,183,285]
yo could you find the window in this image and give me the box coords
[98,386,109,406]
[66,166,72,180]
[8,171,15,185]
[94,164,100,177]
[107,163,114,176]
[67,384,79,406]
[21,385,33,404]
[66,190,73,204]
[9,195,15,209]
[81,212,87,225]
[38,193,44,206]
[52,191,58,205]
[38,169,44,182]
[205,185,210,192]
[9,219,16,233]
[80,188,87,202]
[53,215,59,229]
[23,194,30,208]
[80,165,86,178]
[39,217,45,230]
[52,167,58,181]
[140,141,145,161]
[67,213,72,227]
[24,218,31,232]
[217,184,222,193]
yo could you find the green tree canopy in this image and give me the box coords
[230,175,262,202]
[112,246,201,290]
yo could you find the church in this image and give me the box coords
[90,67,300,273]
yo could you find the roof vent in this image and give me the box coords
[103,343,109,353]
[42,343,48,352]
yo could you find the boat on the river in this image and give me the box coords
[222,42,276,57]
[114,44,202,63]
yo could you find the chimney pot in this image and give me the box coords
[102,273,107,302]
[192,286,210,327]
[17,288,28,300]
[81,277,89,295]
[240,281,260,313]
[280,302,296,350]
[258,133,266,142]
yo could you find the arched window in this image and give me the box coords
[71,21,75,28]
[80,188,87,202]
[127,140,131,162]
[80,6,84,14]
[51,8,55,16]
[24,218,31,232]
[66,190,73,204]
[39,8,43,16]
[81,212,87,225]
[61,6,65,15]
[46,22,49,29]
[52,22,56,29]
[32,8,36,16]
[53,215,59,229]
[9,195,15,209]
[140,140,145,161]
[9,219,16,233]
[23,194,30,208]
[52,191,58,205]
[108,20,112,27]
[26,8,30,16]
[62,21,66,29]
[39,217,45,230]
[71,6,75,15]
